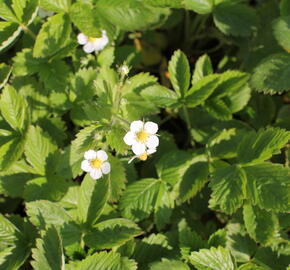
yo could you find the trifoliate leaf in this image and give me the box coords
[120,178,161,221]
[237,127,290,165]
[40,0,71,13]
[189,246,235,270]
[213,3,258,37]
[250,53,290,94]
[244,163,290,212]
[184,0,213,14]
[84,218,142,249]
[33,13,72,58]
[168,50,190,97]
[209,165,247,214]
[192,54,213,84]
[150,259,190,270]
[0,63,11,89]
[243,204,278,245]
[0,21,22,53]
[272,16,290,51]
[77,175,109,226]
[31,226,65,270]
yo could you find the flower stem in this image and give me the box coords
[182,105,192,131]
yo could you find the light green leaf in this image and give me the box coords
[272,16,290,51]
[192,54,213,84]
[0,1,18,22]
[204,98,232,121]
[69,2,101,37]
[77,175,109,226]
[227,85,251,113]
[250,53,290,94]
[189,246,235,270]
[184,0,213,14]
[0,21,22,53]
[12,0,38,25]
[244,163,290,212]
[0,85,29,132]
[40,0,71,13]
[120,178,161,221]
[24,125,57,175]
[0,214,18,247]
[33,13,72,58]
[168,50,190,97]
[243,204,278,244]
[84,218,142,249]
[144,0,184,8]
[31,226,65,270]
[208,229,227,248]
[237,127,290,165]
[185,74,220,108]
[150,259,190,270]
[0,63,11,89]
[213,3,258,37]
[209,165,247,214]
[106,126,127,155]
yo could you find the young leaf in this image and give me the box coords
[184,0,213,14]
[77,175,109,226]
[209,165,247,214]
[120,178,161,221]
[243,204,279,245]
[33,13,72,58]
[189,246,235,270]
[237,127,290,165]
[31,226,65,270]
[40,0,71,13]
[272,16,290,51]
[168,50,190,97]
[192,54,213,84]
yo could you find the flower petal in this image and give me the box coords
[130,120,144,132]
[101,162,110,174]
[144,121,158,134]
[96,150,108,161]
[146,135,159,149]
[90,169,102,179]
[77,33,88,45]
[83,42,95,53]
[123,131,136,146]
[147,148,157,155]
[81,160,91,172]
[84,150,97,160]
[132,142,146,155]
[93,36,109,52]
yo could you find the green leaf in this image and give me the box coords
[250,53,290,94]
[192,54,213,84]
[204,98,232,121]
[120,178,161,221]
[150,259,190,270]
[0,214,18,247]
[69,2,101,37]
[12,0,38,25]
[0,85,29,132]
[185,74,220,108]
[168,49,190,97]
[184,0,213,14]
[31,226,65,270]
[84,218,142,249]
[0,1,18,22]
[144,0,184,8]
[244,163,290,212]
[77,175,109,226]
[40,0,71,13]
[0,21,22,53]
[280,0,290,17]
[213,3,258,37]
[209,165,247,214]
[33,13,72,58]
[237,127,290,165]
[106,126,127,155]
[189,246,235,270]
[272,16,290,51]
[243,204,278,245]
[24,125,57,175]
[0,63,11,89]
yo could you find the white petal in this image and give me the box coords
[123,131,135,146]
[96,150,108,161]
[132,142,146,155]
[144,121,158,134]
[146,135,159,149]
[93,36,109,52]
[81,160,91,172]
[147,148,156,155]
[84,150,97,160]
[83,42,95,53]
[77,33,88,45]
[130,120,144,132]
[90,169,102,179]
[101,162,110,174]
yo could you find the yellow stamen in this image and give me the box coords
[91,158,102,169]
[136,130,149,143]
[88,37,97,42]
[139,153,148,161]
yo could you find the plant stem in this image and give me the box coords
[21,24,36,40]
[182,105,192,131]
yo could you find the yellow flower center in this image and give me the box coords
[88,37,97,42]
[139,153,148,161]
[91,158,102,169]
[136,130,149,143]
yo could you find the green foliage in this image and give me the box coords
[272,16,290,51]
[184,0,213,14]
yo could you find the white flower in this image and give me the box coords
[124,120,159,156]
[81,150,111,179]
[77,30,109,54]
[118,64,130,76]
[128,148,156,163]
